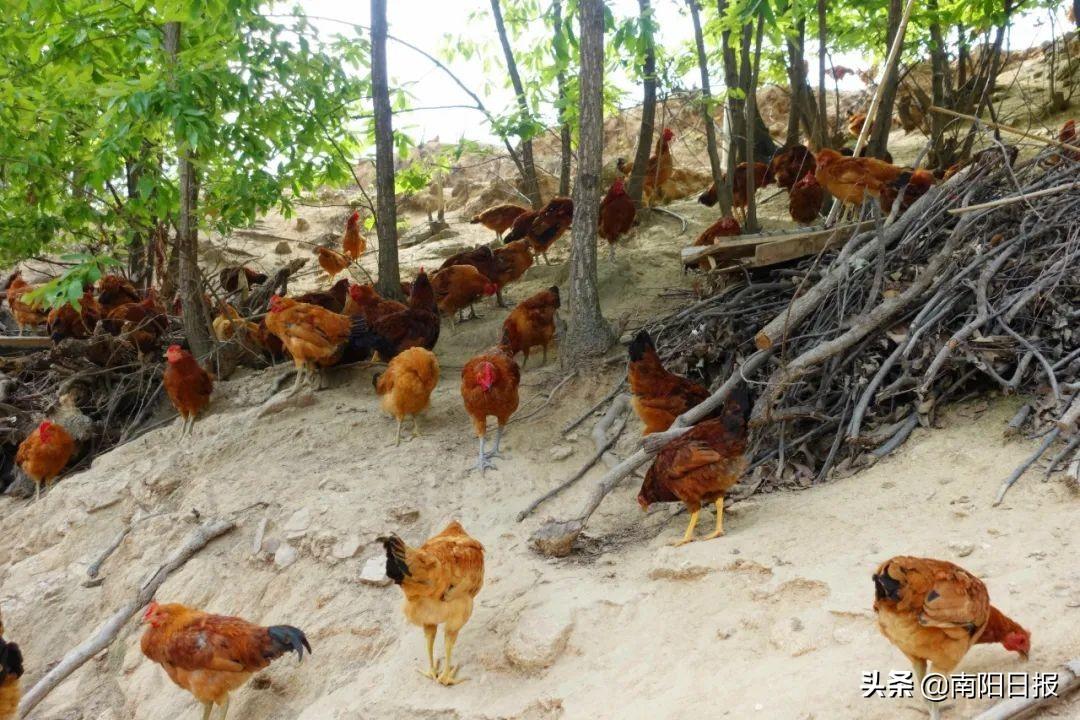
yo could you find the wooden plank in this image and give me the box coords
[0,336,52,349]
[753,223,867,266]
[681,221,875,266]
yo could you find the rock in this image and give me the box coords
[390,507,420,524]
[648,546,714,581]
[263,537,281,555]
[359,555,391,586]
[274,543,297,569]
[284,508,311,540]
[274,241,292,254]
[550,446,573,461]
[505,604,574,671]
[949,540,975,558]
[295,218,310,232]
[769,617,817,656]
[332,535,361,560]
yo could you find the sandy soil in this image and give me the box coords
[2,177,1078,720]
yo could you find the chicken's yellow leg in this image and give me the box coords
[672,509,700,547]
[394,418,403,446]
[411,415,421,438]
[418,624,439,680]
[437,629,465,685]
[217,695,230,720]
[701,498,726,540]
[200,702,213,720]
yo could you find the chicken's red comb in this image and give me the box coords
[143,601,159,620]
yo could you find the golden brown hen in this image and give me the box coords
[627,330,710,434]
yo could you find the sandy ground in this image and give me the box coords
[1,181,1078,720]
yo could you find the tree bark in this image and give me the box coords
[491,0,542,208]
[868,0,903,159]
[815,0,828,149]
[928,1,951,170]
[689,0,730,214]
[553,0,572,197]
[744,13,765,232]
[626,0,657,208]
[164,21,213,359]
[562,0,613,367]
[371,0,404,301]
[785,16,807,147]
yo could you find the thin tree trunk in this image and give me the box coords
[815,0,828,149]
[689,0,730,214]
[718,0,742,197]
[744,13,765,232]
[562,0,612,366]
[957,24,969,91]
[785,16,807,147]
[491,0,542,208]
[627,0,656,208]
[371,0,404,301]
[125,155,148,288]
[960,5,1009,158]
[928,1,950,169]
[553,0,572,197]
[164,21,212,358]
[869,0,903,159]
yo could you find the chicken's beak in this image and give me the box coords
[1020,651,1029,662]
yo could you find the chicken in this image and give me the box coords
[16,420,75,501]
[0,632,22,720]
[350,270,440,360]
[873,556,1031,720]
[598,177,636,261]
[212,303,257,343]
[638,386,750,545]
[1057,119,1078,162]
[627,329,710,434]
[815,148,909,211]
[768,144,817,190]
[374,347,439,445]
[379,521,484,686]
[141,602,310,720]
[840,145,893,163]
[492,240,534,297]
[292,277,350,314]
[314,245,350,280]
[698,162,770,223]
[788,173,825,224]
[641,127,676,206]
[344,283,407,325]
[470,204,529,241]
[690,216,741,271]
[101,288,168,359]
[5,272,46,334]
[342,210,367,260]
[438,245,505,306]
[504,197,574,265]
[163,345,214,439]
[218,266,267,295]
[47,290,101,341]
[430,265,497,327]
[264,295,359,393]
[461,344,520,473]
[881,168,935,215]
[500,286,559,368]
[848,112,869,137]
[96,274,141,314]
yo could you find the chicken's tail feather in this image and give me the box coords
[266,625,312,662]
[469,215,481,224]
[378,534,411,584]
[342,315,390,363]
[873,568,903,602]
[0,640,24,680]
[890,171,913,190]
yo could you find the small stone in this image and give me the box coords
[565,433,579,442]
[284,508,311,539]
[263,537,281,555]
[949,541,975,558]
[274,241,292,254]
[390,507,420,524]
[716,626,736,640]
[332,535,361,560]
[359,555,391,587]
[505,605,574,671]
[274,543,297,569]
[648,546,714,581]
[295,218,310,232]
[550,446,573,461]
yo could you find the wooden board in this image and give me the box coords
[0,336,52,349]
[681,221,876,268]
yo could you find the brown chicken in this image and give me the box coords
[788,173,825,224]
[0,627,22,720]
[293,277,350,314]
[881,168,935,215]
[1057,119,1078,162]
[501,286,559,368]
[96,274,141,314]
[379,521,484,686]
[815,148,908,210]
[265,295,356,392]
[698,162,770,223]
[141,602,310,720]
[470,204,529,241]
[16,420,75,501]
[314,245,350,280]
[690,216,741,271]
[438,245,505,306]
[598,177,636,261]
[218,266,267,295]
[5,272,46,334]
[374,347,440,445]
[504,197,574,265]
[641,127,676,206]
[873,557,1031,720]
[163,345,214,439]
[848,112,870,137]
[351,270,440,360]
[461,344,520,473]
[638,386,750,545]
[342,210,367,260]
[769,144,817,190]
[344,283,407,325]
[101,288,168,359]
[627,330,710,434]
[840,145,893,163]
[212,303,255,342]
[430,265,497,327]
[492,240,534,295]
[47,290,101,341]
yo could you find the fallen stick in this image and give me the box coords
[85,526,131,581]
[930,106,1080,155]
[1056,395,1080,435]
[18,519,236,718]
[993,429,1060,506]
[1044,436,1080,478]
[970,659,1080,720]
[562,378,626,435]
[651,206,688,235]
[948,182,1080,215]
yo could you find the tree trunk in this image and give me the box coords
[868,0,903,159]
[960,3,1010,157]
[553,0,572,197]
[562,0,613,366]
[125,155,148,289]
[491,0,542,208]
[744,13,765,232]
[717,0,742,198]
[164,21,212,359]
[814,0,828,149]
[785,16,807,147]
[626,0,657,208]
[928,2,951,169]
[689,0,730,214]
[957,24,969,91]
[371,0,404,301]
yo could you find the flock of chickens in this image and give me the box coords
[5,120,1071,720]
